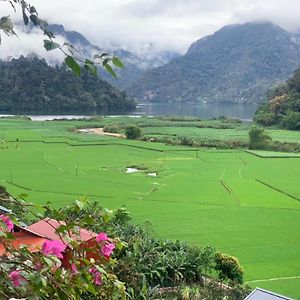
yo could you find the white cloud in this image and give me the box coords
[1,0,300,57]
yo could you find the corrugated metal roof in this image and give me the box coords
[244,288,294,300]
[0,230,46,255]
[28,218,96,245]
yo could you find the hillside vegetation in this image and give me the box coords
[255,67,300,130]
[129,22,300,104]
[0,56,135,114]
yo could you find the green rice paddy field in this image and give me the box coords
[0,118,300,298]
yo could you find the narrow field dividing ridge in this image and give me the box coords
[256,179,300,202]
[246,275,300,284]
[4,180,112,198]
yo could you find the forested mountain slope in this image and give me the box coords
[45,24,179,89]
[255,67,300,130]
[128,22,300,104]
[0,56,135,114]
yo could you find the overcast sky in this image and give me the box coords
[1,0,300,59]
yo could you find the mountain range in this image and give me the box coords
[128,22,300,104]
[46,24,179,89]
[6,22,300,107]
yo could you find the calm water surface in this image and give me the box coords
[0,103,259,121]
[131,102,258,120]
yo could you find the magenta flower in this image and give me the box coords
[89,267,102,285]
[101,243,115,257]
[42,240,67,259]
[0,214,14,232]
[96,232,108,242]
[70,263,78,274]
[9,270,27,287]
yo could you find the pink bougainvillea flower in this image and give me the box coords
[0,214,14,232]
[89,267,102,285]
[96,232,108,242]
[70,263,78,274]
[9,270,27,287]
[42,240,67,259]
[101,243,115,257]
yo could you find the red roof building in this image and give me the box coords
[1,218,100,268]
[28,218,100,268]
[27,218,97,244]
[0,226,47,256]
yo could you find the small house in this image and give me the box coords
[244,288,294,300]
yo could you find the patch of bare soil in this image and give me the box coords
[77,128,125,138]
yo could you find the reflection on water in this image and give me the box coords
[131,102,258,120]
[0,103,259,121]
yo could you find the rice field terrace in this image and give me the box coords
[0,116,300,298]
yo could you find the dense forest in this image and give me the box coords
[128,22,300,104]
[255,67,300,130]
[0,56,136,114]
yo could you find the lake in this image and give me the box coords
[131,102,259,120]
[0,102,259,121]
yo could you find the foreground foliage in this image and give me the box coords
[0,193,249,299]
[0,117,299,297]
[0,0,123,78]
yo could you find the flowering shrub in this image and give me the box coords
[0,196,250,300]
[42,240,67,258]
[0,214,14,232]
[0,200,126,299]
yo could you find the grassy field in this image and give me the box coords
[0,117,300,298]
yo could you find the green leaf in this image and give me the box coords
[104,63,116,78]
[62,42,80,54]
[29,14,39,26]
[0,16,17,39]
[41,277,47,287]
[102,58,110,66]
[84,59,97,77]
[75,199,85,210]
[43,40,60,51]
[112,56,124,69]
[29,6,37,15]
[22,11,29,25]
[64,56,81,76]
[43,257,54,267]
[57,288,68,300]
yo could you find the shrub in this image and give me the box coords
[103,124,122,133]
[248,127,272,150]
[125,125,142,139]
[0,199,126,299]
[214,252,244,284]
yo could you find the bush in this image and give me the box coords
[103,124,122,133]
[125,125,142,139]
[248,127,272,150]
[215,252,244,284]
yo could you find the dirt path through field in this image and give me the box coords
[77,128,125,138]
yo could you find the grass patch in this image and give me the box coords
[0,117,300,297]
